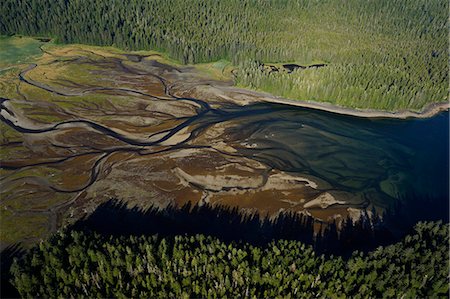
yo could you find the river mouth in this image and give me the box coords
[1,40,449,246]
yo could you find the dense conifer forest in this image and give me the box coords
[8,222,449,298]
[1,0,447,110]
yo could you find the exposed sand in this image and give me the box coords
[303,192,346,209]
[158,127,191,146]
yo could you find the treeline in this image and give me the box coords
[9,221,449,298]
[0,0,447,110]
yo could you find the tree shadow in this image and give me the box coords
[1,244,25,299]
[72,191,448,256]
[320,191,449,255]
[73,201,315,247]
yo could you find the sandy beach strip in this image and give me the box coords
[221,86,450,119]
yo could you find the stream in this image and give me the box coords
[1,42,448,246]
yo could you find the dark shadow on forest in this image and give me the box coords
[259,61,327,74]
[72,192,449,257]
[282,63,327,72]
[1,244,25,298]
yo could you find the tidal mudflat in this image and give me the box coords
[1,37,448,247]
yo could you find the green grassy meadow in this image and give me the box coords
[0,36,47,68]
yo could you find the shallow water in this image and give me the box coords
[216,103,449,206]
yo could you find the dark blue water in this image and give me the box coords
[219,104,449,210]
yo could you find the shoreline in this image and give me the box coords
[221,86,450,119]
[4,35,448,119]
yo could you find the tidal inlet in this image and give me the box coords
[1,37,448,248]
[1,0,450,296]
